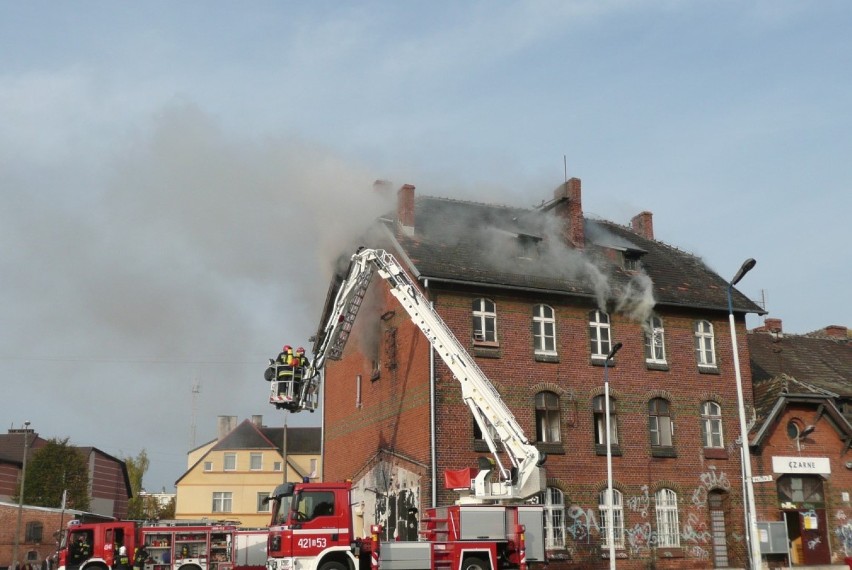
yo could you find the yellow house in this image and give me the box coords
[175,415,321,527]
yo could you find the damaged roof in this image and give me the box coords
[749,330,852,422]
[379,195,763,315]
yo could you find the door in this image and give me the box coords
[778,475,831,565]
[798,510,830,565]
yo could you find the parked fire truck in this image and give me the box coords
[265,248,549,570]
[58,519,267,570]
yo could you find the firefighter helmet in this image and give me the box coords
[282,345,292,352]
[296,347,305,354]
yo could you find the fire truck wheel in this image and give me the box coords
[460,556,489,570]
[317,561,347,570]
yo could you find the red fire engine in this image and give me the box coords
[58,520,267,570]
[265,249,548,570]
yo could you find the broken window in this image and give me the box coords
[649,398,673,448]
[593,395,618,446]
[535,391,561,443]
[644,316,666,364]
[472,298,497,344]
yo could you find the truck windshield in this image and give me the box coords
[271,496,292,525]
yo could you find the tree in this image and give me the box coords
[124,449,150,520]
[22,438,89,510]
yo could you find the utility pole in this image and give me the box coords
[12,421,31,570]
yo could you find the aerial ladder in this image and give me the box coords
[266,248,545,502]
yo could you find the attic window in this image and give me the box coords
[622,251,641,271]
[518,234,541,259]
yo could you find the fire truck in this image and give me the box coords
[265,248,549,570]
[58,519,267,570]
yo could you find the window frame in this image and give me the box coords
[644,316,667,364]
[223,452,237,471]
[250,452,263,471]
[257,492,271,513]
[472,298,498,344]
[25,521,43,543]
[648,398,673,448]
[654,489,680,547]
[212,491,233,513]
[532,304,557,355]
[700,401,724,448]
[598,488,625,549]
[589,310,612,360]
[535,391,561,443]
[593,395,618,446]
[694,320,717,368]
[203,461,213,472]
[539,487,566,549]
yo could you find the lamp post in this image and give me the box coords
[727,258,760,570]
[604,342,623,570]
[12,421,31,570]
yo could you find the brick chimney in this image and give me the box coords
[251,415,263,427]
[825,325,848,339]
[217,415,237,440]
[397,184,415,237]
[553,177,584,248]
[630,211,654,240]
[764,318,783,333]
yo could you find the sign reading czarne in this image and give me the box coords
[772,456,831,475]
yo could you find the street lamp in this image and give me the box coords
[12,421,31,570]
[604,342,623,570]
[727,258,760,570]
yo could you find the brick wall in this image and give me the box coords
[0,504,66,568]
[322,273,754,568]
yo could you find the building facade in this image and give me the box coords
[748,319,852,566]
[0,429,131,520]
[175,416,321,528]
[318,180,765,568]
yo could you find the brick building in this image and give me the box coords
[748,319,852,566]
[0,429,132,521]
[0,501,106,570]
[316,179,765,568]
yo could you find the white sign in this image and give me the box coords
[752,475,774,483]
[772,456,831,475]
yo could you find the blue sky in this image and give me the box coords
[2,1,850,493]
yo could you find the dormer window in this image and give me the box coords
[622,251,642,271]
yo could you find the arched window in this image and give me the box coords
[694,320,716,367]
[648,398,673,448]
[700,401,724,448]
[589,310,611,359]
[533,304,557,355]
[472,298,497,343]
[535,391,561,443]
[654,489,680,547]
[598,488,624,549]
[644,316,666,363]
[537,487,566,549]
[593,395,618,446]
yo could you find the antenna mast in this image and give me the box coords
[190,378,201,448]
